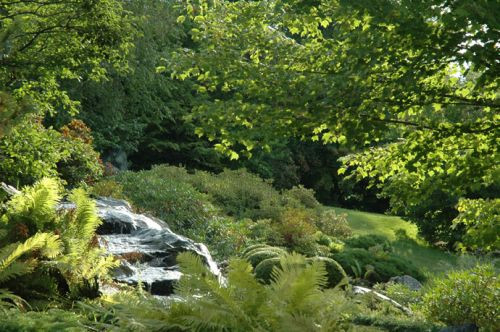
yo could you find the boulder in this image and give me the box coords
[389,275,423,291]
[90,197,221,295]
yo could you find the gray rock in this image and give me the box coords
[64,197,222,296]
[389,275,423,291]
[352,286,413,315]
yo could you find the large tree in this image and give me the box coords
[171,0,499,248]
[0,0,134,119]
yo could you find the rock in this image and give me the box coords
[439,324,478,332]
[64,197,222,296]
[352,286,413,315]
[389,275,423,291]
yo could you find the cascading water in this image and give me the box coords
[77,197,221,296]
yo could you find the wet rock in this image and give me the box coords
[93,197,221,296]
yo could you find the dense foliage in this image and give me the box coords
[171,0,499,249]
[0,0,133,117]
[422,264,499,331]
[0,0,497,330]
[0,179,116,305]
[0,118,102,187]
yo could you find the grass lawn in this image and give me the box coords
[331,207,481,276]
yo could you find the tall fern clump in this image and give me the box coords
[164,252,353,331]
[0,178,116,305]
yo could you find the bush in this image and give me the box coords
[282,185,321,209]
[333,248,424,283]
[344,235,393,252]
[204,217,253,260]
[244,246,287,267]
[189,168,283,220]
[241,243,273,257]
[247,219,283,245]
[114,169,216,234]
[91,179,126,199]
[383,283,422,307]
[56,119,103,187]
[316,210,352,239]
[276,207,318,254]
[0,119,64,186]
[0,119,102,187]
[0,309,94,332]
[307,257,348,288]
[422,264,500,331]
[353,315,441,332]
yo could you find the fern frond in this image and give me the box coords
[67,188,101,242]
[0,259,37,284]
[0,289,28,312]
[175,252,219,297]
[6,178,60,228]
[0,232,61,283]
[269,253,328,315]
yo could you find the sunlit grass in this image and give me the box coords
[331,207,483,276]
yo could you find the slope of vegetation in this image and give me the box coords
[0,0,498,330]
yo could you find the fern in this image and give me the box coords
[4,178,61,231]
[0,289,28,312]
[57,187,117,287]
[0,232,61,283]
[166,252,352,331]
[0,179,116,301]
[65,188,101,242]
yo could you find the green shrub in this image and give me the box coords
[0,120,65,186]
[56,119,103,187]
[276,207,318,254]
[316,210,352,239]
[282,185,321,209]
[247,219,283,245]
[204,217,253,260]
[244,246,287,259]
[114,169,216,234]
[246,250,282,268]
[91,179,126,199]
[0,119,102,187]
[241,243,272,257]
[244,246,287,267]
[189,168,283,220]
[422,264,499,331]
[353,315,441,332]
[383,283,422,307]
[307,257,348,288]
[0,309,93,332]
[254,257,282,283]
[333,248,424,283]
[344,235,393,252]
